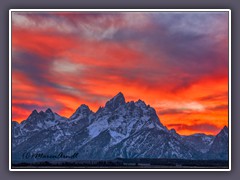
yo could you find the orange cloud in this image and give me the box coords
[11,12,229,135]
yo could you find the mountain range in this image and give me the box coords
[12,92,229,164]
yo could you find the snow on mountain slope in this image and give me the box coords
[181,133,214,153]
[206,126,229,160]
[11,92,229,163]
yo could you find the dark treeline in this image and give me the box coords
[12,158,228,169]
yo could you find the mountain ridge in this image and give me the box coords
[12,92,229,163]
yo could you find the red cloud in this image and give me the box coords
[11,12,229,135]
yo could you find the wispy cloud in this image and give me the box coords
[167,123,221,135]
[11,11,229,135]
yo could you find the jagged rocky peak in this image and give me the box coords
[222,125,228,133]
[170,128,177,134]
[30,109,38,116]
[27,109,40,120]
[96,106,103,113]
[206,125,229,160]
[105,92,126,110]
[45,108,53,114]
[70,104,92,120]
[218,126,228,137]
[192,133,207,137]
[27,108,56,122]
[135,99,147,108]
[12,121,20,126]
[39,110,45,115]
[77,104,91,111]
[44,108,56,120]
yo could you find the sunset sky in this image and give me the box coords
[11,11,229,135]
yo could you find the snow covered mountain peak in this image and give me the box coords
[135,99,147,108]
[28,109,40,119]
[45,108,53,114]
[206,126,229,160]
[218,126,228,138]
[70,104,92,120]
[222,126,228,134]
[12,93,229,162]
[105,92,126,110]
[75,104,91,113]
[170,128,177,134]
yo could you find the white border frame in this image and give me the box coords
[9,9,231,172]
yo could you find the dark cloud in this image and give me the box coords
[85,65,165,83]
[113,12,229,79]
[208,104,228,111]
[158,104,228,116]
[158,108,186,115]
[12,103,49,111]
[167,123,220,133]
[12,50,57,87]
[11,12,229,130]
[198,92,228,101]
[12,50,83,97]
